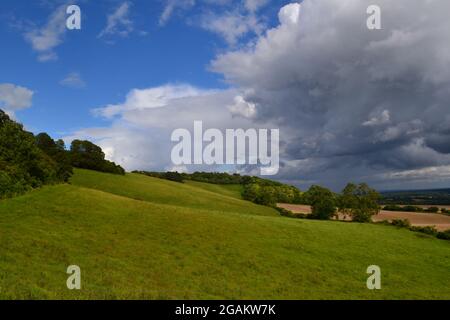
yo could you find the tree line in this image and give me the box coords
[134,169,381,222]
[0,110,124,199]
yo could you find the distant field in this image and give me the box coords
[0,170,449,299]
[278,204,450,231]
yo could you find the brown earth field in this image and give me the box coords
[277,203,450,231]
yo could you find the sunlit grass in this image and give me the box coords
[0,169,449,299]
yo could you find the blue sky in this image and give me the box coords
[0,0,286,136]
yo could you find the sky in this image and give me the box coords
[1,0,450,191]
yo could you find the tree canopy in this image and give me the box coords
[0,109,125,199]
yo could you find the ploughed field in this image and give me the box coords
[0,169,449,299]
[277,204,450,231]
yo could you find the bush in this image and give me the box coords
[163,171,184,183]
[424,207,439,213]
[437,230,450,240]
[409,226,438,236]
[402,205,420,212]
[383,204,403,211]
[390,219,411,228]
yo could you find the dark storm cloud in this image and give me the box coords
[212,0,450,190]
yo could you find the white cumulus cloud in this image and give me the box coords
[0,84,34,118]
[24,5,67,62]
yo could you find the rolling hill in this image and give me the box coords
[0,169,449,299]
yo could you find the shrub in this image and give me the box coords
[437,230,450,240]
[163,171,184,183]
[402,205,420,212]
[423,207,439,213]
[409,226,438,236]
[383,204,403,211]
[390,219,411,228]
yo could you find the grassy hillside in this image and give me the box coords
[0,169,449,299]
[71,169,276,216]
[184,180,243,199]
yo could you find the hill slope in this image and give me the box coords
[71,169,275,216]
[0,169,449,299]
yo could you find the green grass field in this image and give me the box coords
[0,169,449,299]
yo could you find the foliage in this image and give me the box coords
[409,226,438,236]
[0,110,61,198]
[135,170,303,206]
[72,169,277,216]
[383,204,444,214]
[133,171,184,183]
[35,133,73,182]
[304,185,337,220]
[70,140,125,175]
[390,219,411,228]
[338,183,380,222]
[437,230,450,240]
[183,171,243,184]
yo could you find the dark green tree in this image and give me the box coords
[305,185,337,220]
[338,183,380,222]
[0,110,60,198]
[70,140,125,175]
[35,133,73,181]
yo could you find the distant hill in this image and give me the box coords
[381,188,450,205]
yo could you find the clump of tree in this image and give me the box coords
[383,204,441,214]
[134,171,184,183]
[289,183,380,222]
[70,140,125,175]
[241,177,302,206]
[183,172,243,184]
[0,109,125,199]
[35,133,73,182]
[0,110,64,198]
[302,185,337,220]
[338,183,380,222]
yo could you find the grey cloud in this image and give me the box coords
[211,0,450,190]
